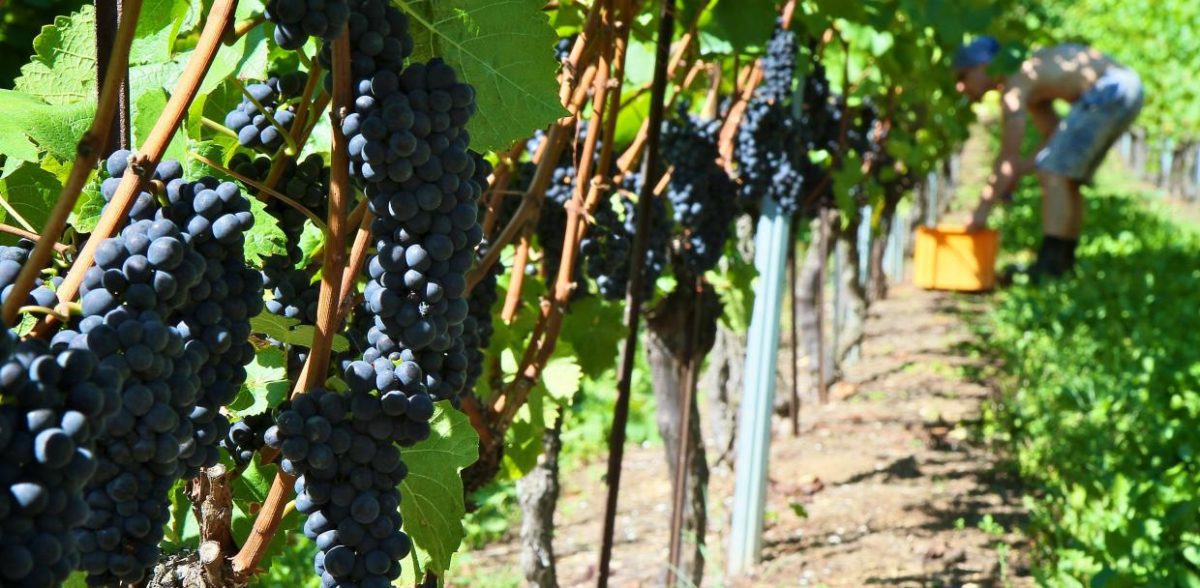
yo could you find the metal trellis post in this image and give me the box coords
[727,194,792,575]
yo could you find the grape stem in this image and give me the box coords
[0,194,36,232]
[6,0,145,330]
[200,116,240,139]
[224,15,265,44]
[30,0,239,338]
[186,150,328,231]
[16,305,72,322]
[230,76,302,156]
[231,29,355,582]
[0,223,69,253]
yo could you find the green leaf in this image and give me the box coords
[63,572,88,588]
[539,354,582,403]
[249,311,351,353]
[231,459,302,562]
[183,140,231,179]
[70,174,106,234]
[0,160,63,234]
[234,459,277,505]
[399,0,567,152]
[244,194,290,266]
[296,220,324,269]
[13,8,98,105]
[0,90,97,165]
[129,0,193,65]
[399,405,479,582]
[135,89,186,164]
[701,0,776,53]
[230,347,290,416]
[789,501,810,519]
[558,295,624,378]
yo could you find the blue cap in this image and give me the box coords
[953,36,1000,69]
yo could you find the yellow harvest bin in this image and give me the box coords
[913,225,999,292]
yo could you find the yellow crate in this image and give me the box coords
[913,225,998,292]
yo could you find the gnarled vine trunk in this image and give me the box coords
[646,283,720,587]
[834,213,869,366]
[796,211,838,402]
[516,415,563,588]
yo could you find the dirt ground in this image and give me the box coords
[456,284,1033,587]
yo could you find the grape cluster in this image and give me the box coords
[734,24,809,215]
[661,108,737,274]
[347,56,484,408]
[0,330,124,587]
[0,241,63,309]
[222,412,274,465]
[554,36,576,63]
[294,2,486,584]
[317,0,413,87]
[462,161,502,395]
[267,384,414,588]
[160,174,263,474]
[265,0,350,50]
[65,302,203,584]
[100,152,185,223]
[224,79,299,153]
[65,152,263,584]
[582,174,670,300]
[230,152,329,368]
[760,22,797,103]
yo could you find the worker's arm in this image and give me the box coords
[1018,99,1060,174]
[967,82,1029,232]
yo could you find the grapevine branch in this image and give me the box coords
[480,142,524,237]
[29,0,238,337]
[230,29,355,581]
[0,224,69,253]
[491,0,633,434]
[462,0,608,289]
[500,225,533,323]
[1,0,143,328]
[336,209,374,327]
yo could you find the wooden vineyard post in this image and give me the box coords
[596,0,675,584]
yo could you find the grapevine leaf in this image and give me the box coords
[233,459,277,504]
[134,89,186,164]
[249,311,351,353]
[63,572,88,588]
[398,406,479,583]
[230,347,289,416]
[15,314,38,338]
[183,140,231,180]
[243,194,290,266]
[399,0,567,152]
[501,387,548,479]
[295,220,324,269]
[128,0,193,65]
[0,90,97,165]
[701,0,776,54]
[539,354,583,403]
[69,173,106,234]
[13,8,99,105]
[558,295,623,378]
[0,161,63,235]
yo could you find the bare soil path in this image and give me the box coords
[455,285,1033,587]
